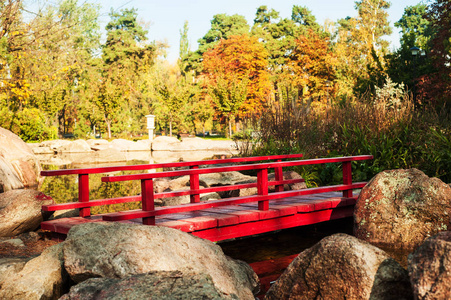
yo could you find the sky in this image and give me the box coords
[41,0,427,63]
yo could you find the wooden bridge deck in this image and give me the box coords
[41,191,357,242]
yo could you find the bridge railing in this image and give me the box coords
[98,155,373,225]
[41,154,304,217]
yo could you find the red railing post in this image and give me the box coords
[190,165,200,203]
[79,174,90,217]
[274,159,284,192]
[342,161,353,198]
[141,179,155,225]
[258,168,269,210]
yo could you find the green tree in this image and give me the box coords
[153,62,194,136]
[387,4,432,100]
[0,0,101,140]
[99,8,156,138]
[178,20,190,74]
[334,0,392,96]
[208,74,248,138]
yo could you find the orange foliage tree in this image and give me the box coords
[287,30,337,108]
[202,34,271,134]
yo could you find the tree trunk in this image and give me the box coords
[228,116,232,138]
[106,120,112,139]
[203,124,206,137]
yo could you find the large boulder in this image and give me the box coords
[63,222,259,299]
[265,233,412,300]
[110,139,150,152]
[408,231,451,300]
[0,127,41,192]
[59,139,92,153]
[38,139,72,153]
[354,169,451,250]
[0,243,66,300]
[0,257,30,286]
[151,136,181,151]
[0,189,54,237]
[176,137,236,151]
[60,271,233,300]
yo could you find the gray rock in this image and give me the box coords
[265,233,412,300]
[354,168,451,250]
[59,139,92,153]
[86,139,109,146]
[408,231,451,300]
[30,146,54,155]
[39,139,72,152]
[0,189,54,237]
[0,243,66,300]
[1,238,25,247]
[63,222,259,299]
[0,127,41,192]
[60,271,235,300]
[239,171,307,197]
[0,257,30,286]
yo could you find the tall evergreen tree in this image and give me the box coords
[98,8,156,138]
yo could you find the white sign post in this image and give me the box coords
[145,115,155,141]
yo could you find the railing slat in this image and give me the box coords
[258,169,269,210]
[342,161,353,198]
[101,155,373,183]
[78,174,90,217]
[41,154,304,176]
[141,179,155,225]
[190,166,200,203]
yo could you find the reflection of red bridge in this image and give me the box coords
[40,154,373,241]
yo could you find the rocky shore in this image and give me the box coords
[28,136,239,166]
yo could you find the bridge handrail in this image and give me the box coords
[40,154,304,176]
[101,155,373,182]
[41,154,304,217]
[98,155,373,225]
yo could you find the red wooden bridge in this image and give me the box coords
[40,154,373,242]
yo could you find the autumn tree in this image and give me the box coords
[251,5,325,105]
[288,30,337,107]
[202,34,271,136]
[183,14,250,75]
[415,0,451,104]
[251,5,323,71]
